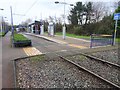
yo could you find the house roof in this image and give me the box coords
[28,20,43,26]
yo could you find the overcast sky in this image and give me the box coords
[0,0,118,25]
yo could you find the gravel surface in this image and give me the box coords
[89,49,119,65]
[15,55,113,88]
[66,52,120,86]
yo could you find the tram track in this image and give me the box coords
[13,49,120,88]
[58,55,120,89]
[79,52,120,69]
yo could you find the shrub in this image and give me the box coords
[66,24,74,34]
[73,26,84,35]
[0,32,5,37]
[56,23,62,32]
[44,21,49,32]
[14,34,29,42]
[13,34,32,47]
[0,32,8,37]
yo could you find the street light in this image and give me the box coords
[2,17,7,31]
[0,8,4,32]
[10,6,14,47]
[0,8,4,11]
[4,19,8,31]
[0,16,7,32]
[55,1,73,40]
[55,1,59,4]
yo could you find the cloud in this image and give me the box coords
[0,0,118,25]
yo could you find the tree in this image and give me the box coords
[68,2,93,25]
[68,2,84,25]
[97,15,114,34]
[92,2,106,22]
[68,8,78,25]
[49,16,54,22]
[84,2,93,24]
[21,18,32,26]
[75,2,84,25]
[115,6,120,13]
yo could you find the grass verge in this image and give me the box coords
[56,32,90,39]
[30,55,46,62]
[56,32,120,43]
[116,38,120,43]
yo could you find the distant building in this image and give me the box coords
[28,20,43,34]
[18,25,27,32]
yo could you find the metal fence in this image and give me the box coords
[90,34,113,48]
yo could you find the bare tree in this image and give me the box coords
[113,1,119,9]
[57,17,62,24]
[112,1,120,12]
[49,16,54,22]
[92,2,106,22]
[26,18,32,24]
[21,18,32,26]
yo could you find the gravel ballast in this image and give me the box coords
[15,55,113,88]
[89,49,119,65]
[66,49,120,86]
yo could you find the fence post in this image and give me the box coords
[90,34,92,48]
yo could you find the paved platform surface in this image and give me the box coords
[2,32,26,88]
[26,33,91,49]
[0,37,2,89]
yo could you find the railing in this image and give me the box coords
[90,34,113,48]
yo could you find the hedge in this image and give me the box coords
[0,32,5,37]
[13,34,32,47]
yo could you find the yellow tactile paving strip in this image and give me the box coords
[69,44,88,49]
[23,47,42,56]
[45,37,68,44]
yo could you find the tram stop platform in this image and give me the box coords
[25,32,119,50]
[26,33,91,49]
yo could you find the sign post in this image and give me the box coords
[113,13,120,45]
[10,6,14,47]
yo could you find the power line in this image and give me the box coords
[17,0,38,24]
[24,0,38,15]
[13,0,18,14]
[13,13,25,16]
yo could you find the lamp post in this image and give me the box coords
[10,6,14,36]
[55,0,73,40]
[0,8,4,32]
[10,8,25,36]
[4,19,8,31]
[2,17,7,32]
[1,16,3,32]
[10,6,14,47]
[0,8,4,10]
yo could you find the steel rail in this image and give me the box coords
[12,60,17,88]
[79,52,120,69]
[58,55,120,89]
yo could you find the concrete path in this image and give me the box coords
[26,33,91,49]
[23,34,78,56]
[2,32,26,88]
[0,37,2,89]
